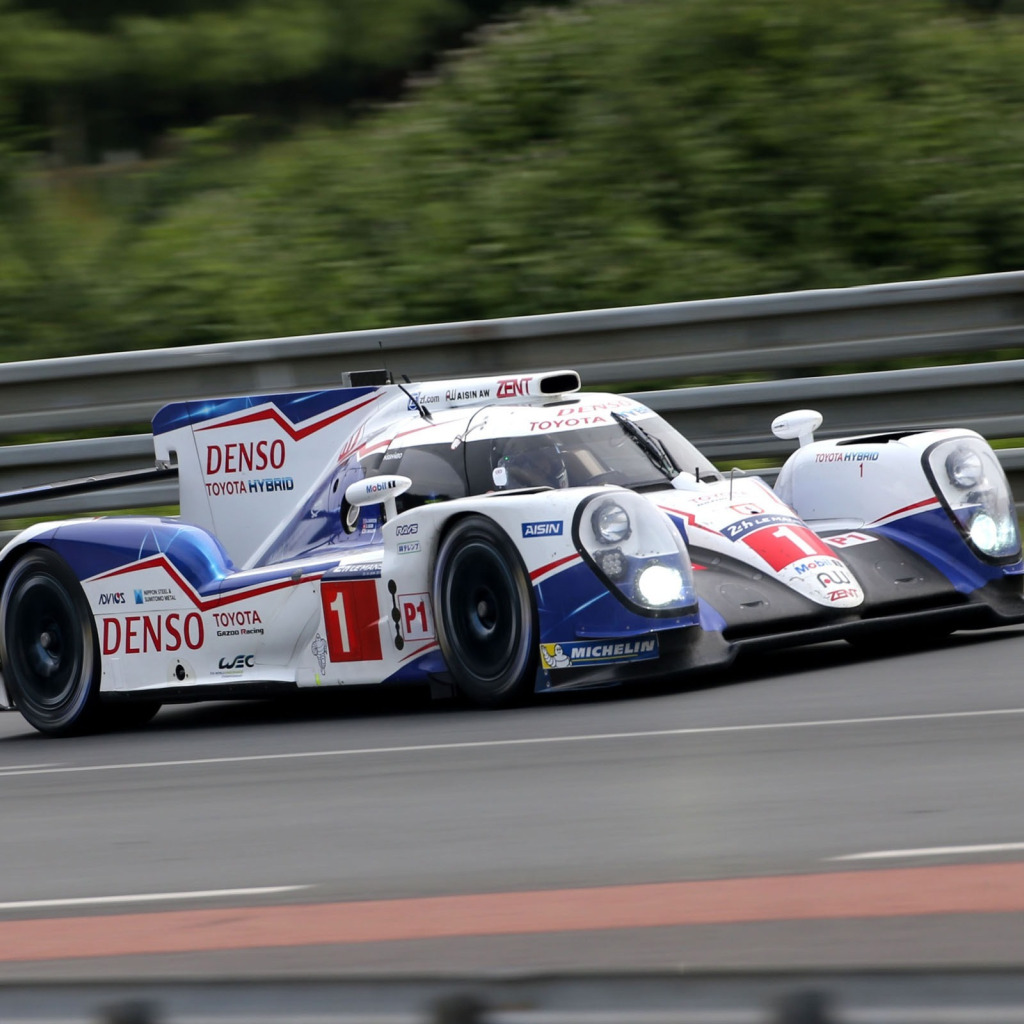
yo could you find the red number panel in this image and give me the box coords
[320,580,383,662]
[742,524,834,572]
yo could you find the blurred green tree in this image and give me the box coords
[0,0,569,163]
[2,0,1024,360]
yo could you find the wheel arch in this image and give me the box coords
[0,539,62,600]
[0,541,55,707]
[0,543,104,734]
[429,510,539,705]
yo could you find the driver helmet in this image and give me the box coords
[498,439,569,489]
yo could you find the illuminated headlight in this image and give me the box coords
[927,436,1022,562]
[591,501,631,544]
[636,564,684,607]
[945,446,984,489]
[967,508,1019,558]
[968,512,999,553]
[576,491,695,616]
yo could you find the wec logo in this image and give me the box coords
[522,521,562,538]
[218,654,255,670]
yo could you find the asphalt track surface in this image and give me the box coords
[1,628,1024,979]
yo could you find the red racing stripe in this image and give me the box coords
[4,862,1024,962]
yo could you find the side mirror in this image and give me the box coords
[344,475,412,523]
[771,409,823,448]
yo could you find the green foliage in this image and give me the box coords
[0,0,530,159]
[4,0,1024,358]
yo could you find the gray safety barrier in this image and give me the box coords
[0,273,1022,516]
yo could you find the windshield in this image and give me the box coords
[465,414,721,493]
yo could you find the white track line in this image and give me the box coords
[0,705,1022,778]
[0,885,309,911]
[832,842,1024,862]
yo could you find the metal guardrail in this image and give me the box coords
[0,271,1022,439]
[0,272,1022,516]
[0,362,1020,518]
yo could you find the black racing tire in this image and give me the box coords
[433,515,537,707]
[0,549,102,736]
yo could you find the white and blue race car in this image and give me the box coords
[0,369,1021,735]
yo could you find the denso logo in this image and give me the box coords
[395,523,418,536]
[102,613,204,655]
[218,654,255,670]
[99,592,126,605]
[497,376,532,399]
[522,521,563,537]
[205,440,286,476]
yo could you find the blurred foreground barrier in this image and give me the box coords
[11,971,1024,1024]
[0,272,1023,516]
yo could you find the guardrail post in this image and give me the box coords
[98,999,160,1024]
[774,990,833,1024]
[430,991,486,1024]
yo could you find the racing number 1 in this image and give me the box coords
[771,525,818,557]
[330,591,351,654]
[321,580,383,662]
[743,522,833,571]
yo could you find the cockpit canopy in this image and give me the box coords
[254,399,719,566]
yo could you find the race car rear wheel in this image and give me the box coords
[0,548,102,736]
[433,515,537,706]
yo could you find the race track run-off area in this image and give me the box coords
[1,628,1023,977]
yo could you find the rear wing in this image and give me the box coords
[0,369,584,561]
[0,466,178,514]
[152,386,389,564]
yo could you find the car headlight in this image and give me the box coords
[596,548,627,581]
[575,492,695,616]
[945,446,984,489]
[927,437,1021,562]
[636,564,685,607]
[591,501,631,544]
[968,511,999,553]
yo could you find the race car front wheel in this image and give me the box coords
[433,515,537,706]
[0,549,102,736]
